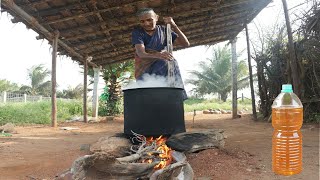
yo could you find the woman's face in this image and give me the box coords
[138,12,158,31]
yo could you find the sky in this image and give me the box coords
[0,0,309,96]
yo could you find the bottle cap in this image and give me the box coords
[281,84,293,93]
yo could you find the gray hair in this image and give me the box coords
[136,8,156,17]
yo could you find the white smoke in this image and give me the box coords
[122,74,183,90]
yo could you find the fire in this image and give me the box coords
[143,135,173,169]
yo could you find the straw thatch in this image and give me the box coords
[1,0,271,66]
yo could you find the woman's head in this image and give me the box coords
[136,8,158,32]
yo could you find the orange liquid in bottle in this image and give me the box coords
[272,107,303,175]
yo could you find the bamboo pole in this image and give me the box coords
[51,31,59,127]
[231,38,238,119]
[281,0,300,97]
[245,25,257,121]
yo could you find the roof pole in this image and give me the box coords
[92,66,100,119]
[83,57,91,123]
[231,38,238,119]
[1,0,97,68]
[51,31,59,127]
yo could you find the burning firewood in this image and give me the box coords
[58,131,194,179]
[116,131,172,169]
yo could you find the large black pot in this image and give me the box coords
[123,87,186,137]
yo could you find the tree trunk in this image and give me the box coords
[282,0,301,97]
[220,92,228,102]
[245,25,257,120]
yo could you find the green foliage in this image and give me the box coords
[57,84,83,99]
[98,61,134,116]
[186,46,249,102]
[20,64,51,96]
[184,98,252,112]
[307,113,320,123]
[0,100,87,125]
[98,86,122,116]
[0,79,20,92]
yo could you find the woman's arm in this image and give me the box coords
[135,44,174,61]
[163,17,190,47]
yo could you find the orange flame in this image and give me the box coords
[143,135,173,169]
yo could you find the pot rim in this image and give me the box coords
[122,87,184,91]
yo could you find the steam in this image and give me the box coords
[122,74,183,90]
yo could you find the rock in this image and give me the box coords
[166,129,226,153]
[221,110,227,114]
[66,116,81,122]
[203,110,212,114]
[150,151,194,180]
[90,134,131,157]
[70,153,156,180]
[226,110,232,114]
[55,169,73,180]
[0,123,15,133]
[212,110,221,114]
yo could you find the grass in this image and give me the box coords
[0,100,89,125]
[184,98,252,112]
[0,98,252,125]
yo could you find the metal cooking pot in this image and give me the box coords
[123,87,186,137]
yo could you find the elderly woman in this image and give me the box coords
[131,8,190,98]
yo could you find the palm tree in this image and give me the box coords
[186,46,249,102]
[99,60,134,116]
[20,64,51,96]
[57,84,83,99]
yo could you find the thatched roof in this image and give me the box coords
[1,0,271,66]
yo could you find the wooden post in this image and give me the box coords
[245,24,257,120]
[2,92,7,103]
[83,56,91,123]
[51,31,59,127]
[92,67,100,118]
[23,94,27,103]
[231,38,238,119]
[282,0,300,97]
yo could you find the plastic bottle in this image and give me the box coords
[272,84,303,175]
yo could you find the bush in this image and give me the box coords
[0,100,89,125]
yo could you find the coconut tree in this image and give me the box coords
[186,46,249,102]
[57,84,83,99]
[20,64,51,96]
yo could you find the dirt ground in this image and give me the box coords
[0,113,319,180]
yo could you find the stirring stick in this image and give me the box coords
[166,23,175,87]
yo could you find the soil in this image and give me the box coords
[0,114,319,180]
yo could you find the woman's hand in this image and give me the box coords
[156,51,174,61]
[163,17,177,28]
